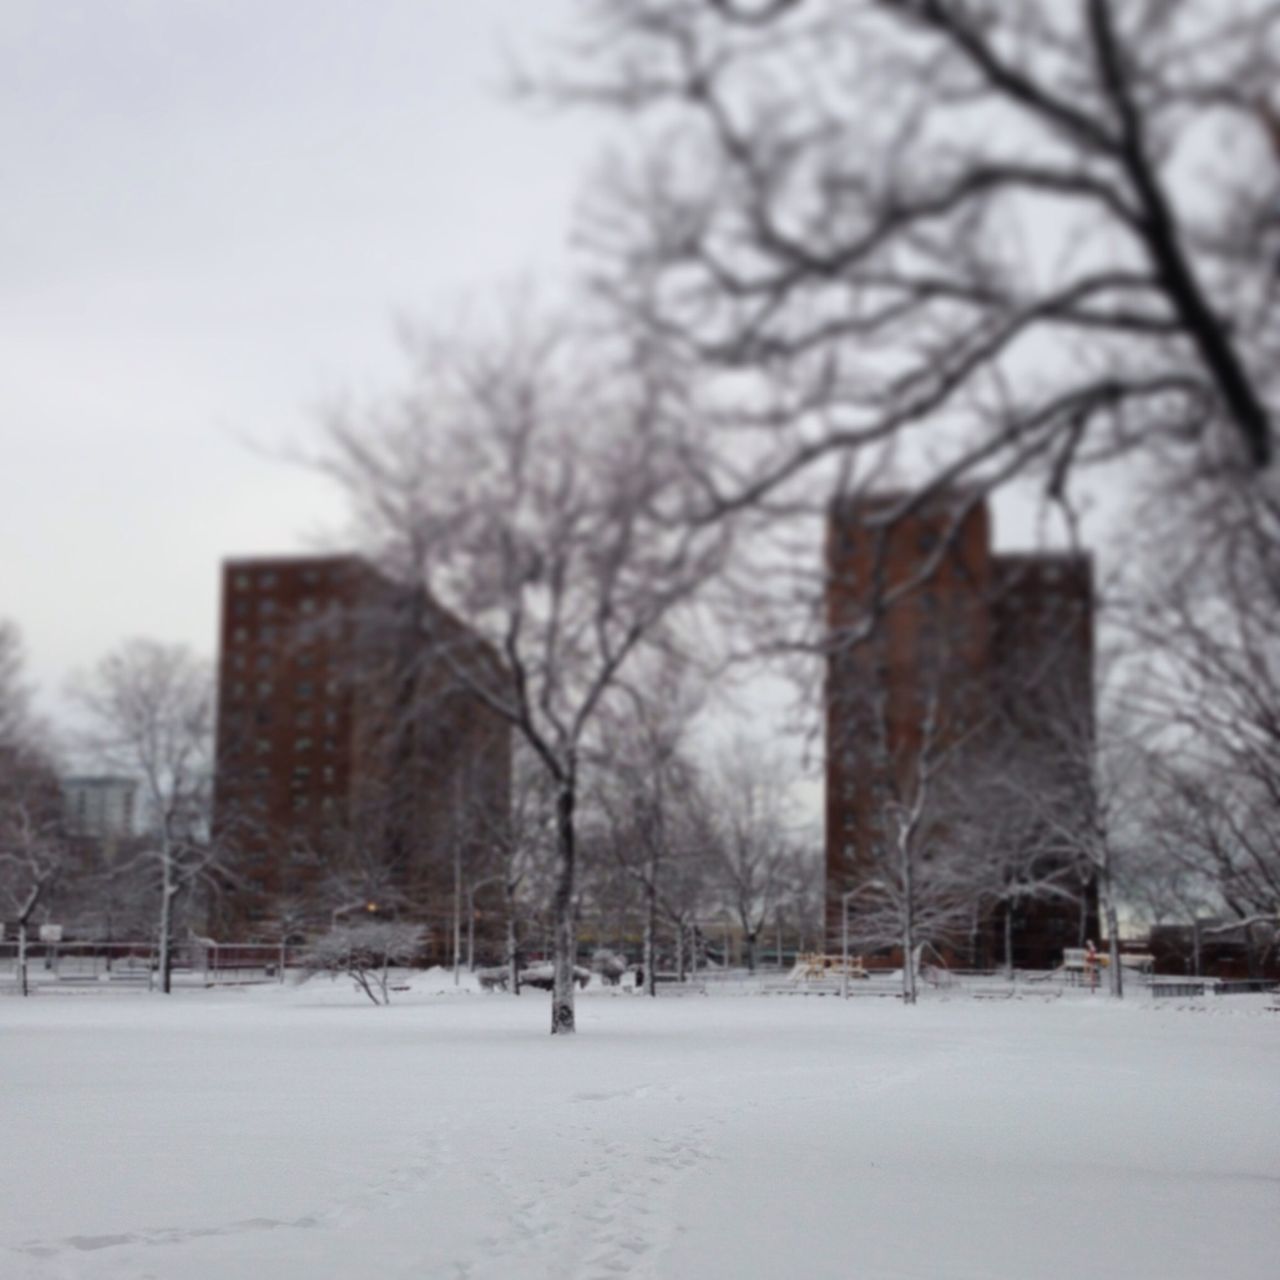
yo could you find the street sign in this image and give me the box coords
[38,924,63,943]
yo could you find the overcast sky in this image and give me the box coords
[2,0,599,720]
[1,0,1118,764]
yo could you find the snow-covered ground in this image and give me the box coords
[2,979,1277,1280]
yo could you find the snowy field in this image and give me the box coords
[2,980,1277,1280]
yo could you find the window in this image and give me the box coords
[256,653,272,672]
[296,710,313,728]
[300,598,318,615]
[295,737,313,753]
[291,794,309,813]
[297,651,315,668]
[297,681,313,699]
[252,766,269,781]
[233,572,250,591]
[259,572,278,588]
[260,599,277,616]
[255,738,270,755]
[322,766,335,786]
[324,710,339,728]
[323,736,337,752]
[230,653,246,671]
[325,679,341,698]
[233,627,249,644]
[302,569,321,586]
[260,625,276,643]
[257,680,273,697]
[231,682,246,700]
[233,599,250,618]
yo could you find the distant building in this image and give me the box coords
[62,775,138,840]
[210,554,510,942]
[824,491,1098,967]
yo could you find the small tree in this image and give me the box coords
[70,640,222,993]
[303,921,426,1005]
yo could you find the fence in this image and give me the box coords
[0,940,310,991]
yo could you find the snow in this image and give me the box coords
[1,982,1277,1280]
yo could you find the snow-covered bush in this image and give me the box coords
[302,922,425,1006]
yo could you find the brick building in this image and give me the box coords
[825,491,1098,968]
[210,555,510,943]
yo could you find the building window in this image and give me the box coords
[233,572,250,591]
[325,679,341,698]
[256,653,272,672]
[296,709,313,728]
[260,625,276,643]
[252,766,269,781]
[231,682,246,700]
[255,738,270,754]
[230,653,246,671]
[295,737,313,753]
[292,794,309,813]
[322,766,335,785]
[257,680,273,697]
[233,627,249,644]
[324,710,339,727]
[297,651,315,668]
[297,681,313,698]
[302,568,321,585]
[233,599,250,618]
[323,736,337,752]
[300,598,318,614]
[260,599,277,616]
[259,572,278,588]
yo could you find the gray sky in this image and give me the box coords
[1,0,1121,763]
[1,0,596,719]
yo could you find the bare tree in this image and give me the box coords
[1122,467,1280,967]
[319,314,730,1034]
[70,640,221,993]
[547,0,1279,526]
[303,921,426,1006]
[0,623,71,995]
[705,739,795,973]
[594,660,710,993]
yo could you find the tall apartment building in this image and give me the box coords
[825,491,1097,968]
[211,554,510,942]
[62,775,138,840]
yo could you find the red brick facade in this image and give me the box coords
[211,555,510,942]
[825,492,1098,967]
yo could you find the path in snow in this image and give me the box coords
[2,986,1276,1279]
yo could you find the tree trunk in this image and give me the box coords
[900,833,917,1005]
[550,780,577,1034]
[158,847,174,995]
[506,882,520,995]
[744,929,757,974]
[1004,900,1014,975]
[674,920,685,982]
[17,920,28,998]
[644,879,657,998]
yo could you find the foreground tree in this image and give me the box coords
[553,0,1280,519]
[71,640,220,993]
[321,316,730,1033]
